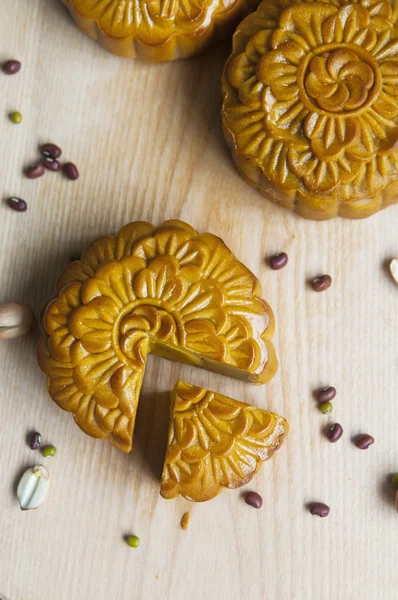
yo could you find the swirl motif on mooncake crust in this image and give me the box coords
[222,0,398,220]
[38,220,277,452]
[161,380,288,501]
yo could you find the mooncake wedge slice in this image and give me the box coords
[161,380,288,501]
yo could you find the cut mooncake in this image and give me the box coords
[222,0,398,220]
[161,380,288,501]
[62,0,259,61]
[38,220,277,452]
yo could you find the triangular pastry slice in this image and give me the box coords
[38,220,277,452]
[161,380,288,501]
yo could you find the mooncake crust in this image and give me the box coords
[63,0,260,61]
[161,380,288,501]
[222,0,398,220]
[38,219,277,452]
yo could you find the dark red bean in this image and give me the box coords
[355,434,374,450]
[312,274,332,292]
[7,197,27,212]
[327,423,343,443]
[40,143,62,159]
[2,60,21,75]
[30,432,41,450]
[63,162,79,180]
[25,162,45,179]
[317,386,336,403]
[270,252,288,270]
[309,502,330,517]
[245,491,262,509]
[43,157,61,172]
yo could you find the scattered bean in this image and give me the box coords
[391,474,398,488]
[41,445,57,457]
[270,252,288,270]
[319,401,333,415]
[244,491,263,509]
[63,162,79,181]
[41,143,62,160]
[10,111,22,124]
[126,535,140,548]
[309,502,330,517]
[30,432,42,450]
[355,434,374,450]
[327,423,343,443]
[43,157,61,172]
[317,386,336,403]
[181,513,190,530]
[26,162,45,179]
[2,60,21,75]
[7,197,27,212]
[312,274,332,292]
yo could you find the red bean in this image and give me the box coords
[270,252,288,270]
[309,502,330,517]
[2,60,21,75]
[355,434,374,450]
[317,386,336,403]
[41,143,62,159]
[25,162,45,179]
[63,162,79,180]
[312,274,332,292]
[30,432,41,450]
[327,423,343,443]
[7,197,27,212]
[43,157,61,172]
[244,491,263,509]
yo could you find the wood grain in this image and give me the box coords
[0,2,397,599]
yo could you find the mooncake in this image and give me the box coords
[222,0,398,220]
[38,220,277,452]
[62,0,258,61]
[161,380,288,501]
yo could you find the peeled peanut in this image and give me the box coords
[390,259,398,285]
[0,303,34,339]
[17,465,50,510]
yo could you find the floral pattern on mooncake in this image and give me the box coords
[161,380,288,501]
[63,0,260,60]
[38,220,277,452]
[222,0,398,219]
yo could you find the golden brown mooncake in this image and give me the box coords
[222,0,398,220]
[160,380,288,501]
[38,220,277,452]
[62,0,259,61]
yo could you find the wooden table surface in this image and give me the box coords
[1,2,397,599]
